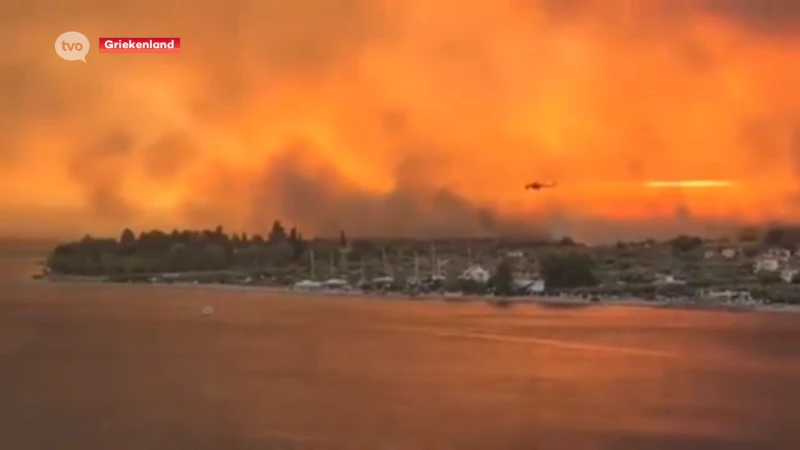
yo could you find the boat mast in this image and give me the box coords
[430,243,438,277]
[382,247,392,277]
[339,247,348,280]
[309,249,316,280]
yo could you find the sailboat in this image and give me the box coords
[322,249,348,289]
[428,243,446,291]
[370,247,395,292]
[406,251,422,297]
[412,251,421,285]
[293,249,322,290]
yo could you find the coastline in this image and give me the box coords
[27,276,800,315]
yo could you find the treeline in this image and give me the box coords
[47,221,309,275]
[490,251,599,295]
[761,226,800,249]
[664,226,800,254]
[45,222,604,291]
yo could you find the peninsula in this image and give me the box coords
[39,221,800,306]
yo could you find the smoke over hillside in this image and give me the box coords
[1,0,800,240]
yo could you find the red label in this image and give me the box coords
[98,37,181,53]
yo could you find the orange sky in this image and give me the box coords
[2,0,800,241]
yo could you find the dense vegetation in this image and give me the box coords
[47,222,308,275]
[41,223,800,302]
[44,222,602,292]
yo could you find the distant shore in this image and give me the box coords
[29,275,800,315]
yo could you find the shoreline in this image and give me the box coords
[26,277,800,315]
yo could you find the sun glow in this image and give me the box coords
[643,180,740,189]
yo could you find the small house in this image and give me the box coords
[459,264,491,284]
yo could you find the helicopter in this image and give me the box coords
[524,181,557,191]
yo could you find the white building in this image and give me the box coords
[459,264,491,284]
[654,273,686,285]
[754,257,781,272]
[763,248,791,260]
[781,268,799,283]
[705,248,738,259]
[513,275,545,293]
[754,249,792,273]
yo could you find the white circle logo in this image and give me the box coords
[55,31,90,62]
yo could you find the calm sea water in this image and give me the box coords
[1,255,800,449]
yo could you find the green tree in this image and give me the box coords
[268,241,295,265]
[268,220,287,243]
[45,224,315,275]
[120,228,136,246]
[288,227,307,260]
[202,244,229,270]
[491,259,514,296]
[757,271,782,284]
[458,278,487,295]
[669,235,703,253]
[136,229,170,254]
[167,243,193,271]
[762,226,800,248]
[558,237,576,246]
[737,226,759,243]
[540,252,598,288]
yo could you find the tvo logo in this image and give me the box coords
[55,31,90,62]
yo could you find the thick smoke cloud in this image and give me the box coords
[701,0,800,35]
[1,0,800,241]
[253,147,542,238]
[67,131,137,219]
